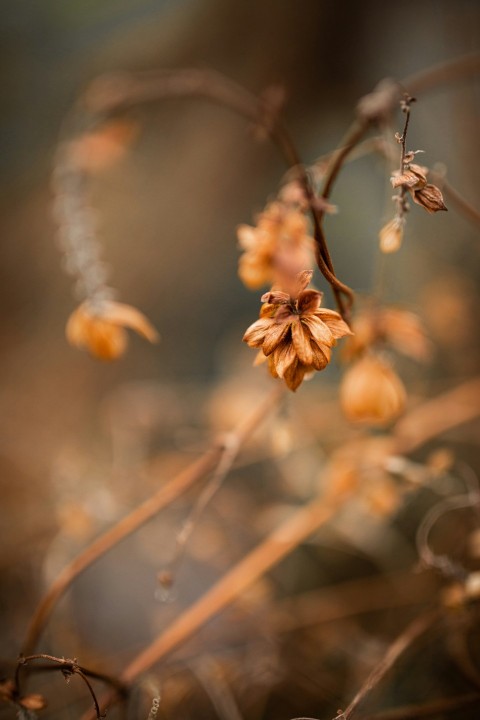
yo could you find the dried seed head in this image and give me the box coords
[340,354,406,426]
[411,183,448,213]
[391,163,428,189]
[391,162,448,214]
[379,217,405,254]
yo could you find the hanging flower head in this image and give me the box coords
[243,270,352,391]
[237,202,314,290]
[66,300,159,361]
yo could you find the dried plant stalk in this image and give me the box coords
[22,385,284,655]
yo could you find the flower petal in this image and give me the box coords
[293,269,313,296]
[310,340,331,370]
[243,317,275,347]
[267,353,279,378]
[272,339,297,378]
[262,321,291,355]
[297,289,322,314]
[315,309,353,339]
[237,224,257,250]
[261,290,290,305]
[101,301,159,343]
[87,321,128,361]
[284,359,307,391]
[300,314,335,346]
[66,305,90,349]
[291,318,314,365]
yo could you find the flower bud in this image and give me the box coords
[379,217,404,254]
[340,355,406,426]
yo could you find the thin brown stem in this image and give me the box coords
[166,433,246,586]
[320,120,370,205]
[333,137,480,231]
[14,654,126,719]
[162,384,285,587]
[340,609,440,720]
[21,384,284,656]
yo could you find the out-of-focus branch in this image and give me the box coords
[21,384,284,656]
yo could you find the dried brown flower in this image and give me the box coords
[391,162,447,213]
[391,162,428,189]
[243,270,352,391]
[237,202,313,289]
[66,300,159,360]
[340,354,406,426]
[342,305,431,363]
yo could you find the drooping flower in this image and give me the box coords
[66,300,159,360]
[340,354,406,426]
[341,304,432,363]
[243,270,352,391]
[237,202,314,289]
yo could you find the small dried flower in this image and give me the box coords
[340,354,406,426]
[342,305,431,363]
[243,270,352,391]
[66,300,159,360]
[391,162,447,213]
[379,216,405,253]
[237,202,313,289]
[391,162,428,189]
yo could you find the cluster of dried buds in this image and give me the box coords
[379,152,447,254]
[379,150,448,253]
[391,152,447,214]
[339,304,431,426]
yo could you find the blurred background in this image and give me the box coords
[0,1,479,718]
